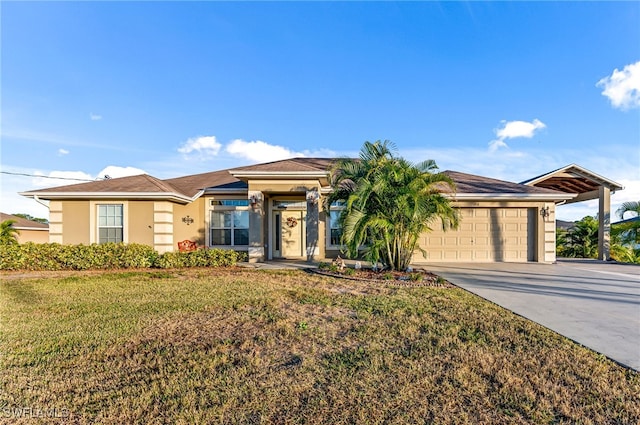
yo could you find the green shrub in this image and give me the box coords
[0,243,243,271]
[343,267,356,276]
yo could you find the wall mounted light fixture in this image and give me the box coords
[306,191,319,205]
[540,206,550,220]
[182,215,194,225]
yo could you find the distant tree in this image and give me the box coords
[557,216,599,258]
[13,213,49,224]
[327,140,459,271]
[617,201,640,220]
[0,220,20,245]
[614,201,640,247]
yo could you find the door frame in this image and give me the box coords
[268,197,307,259]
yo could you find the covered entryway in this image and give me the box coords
[416,207,534,262]
[522,164,624,261]
[272,209,306,258]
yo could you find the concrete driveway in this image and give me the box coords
[425,259,640,371]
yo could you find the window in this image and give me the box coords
[328,201,345,246]
[211,200,250,207]
[210,210,249,246]
[98,204,123,243]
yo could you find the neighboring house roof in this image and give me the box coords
[19,158,577,203]
[0,213,49,230]
[556,220,575,231]
[613,216,640,226]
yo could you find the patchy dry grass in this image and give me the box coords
[1,268,638,424]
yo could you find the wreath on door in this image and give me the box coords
[286,216,298,228]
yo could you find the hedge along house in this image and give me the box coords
[20,158,622,263]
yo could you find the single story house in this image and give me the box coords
[0,212,50,244]
[20,159,622,263]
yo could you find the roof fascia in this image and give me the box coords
[19,191,196,204]
[203,188,249,195]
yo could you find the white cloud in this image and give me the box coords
[225,139,305,163]
[596,61,640,110]
[489,119,546,151]
[90,113,102,121]
[58,148,69,156]
[178,135,222,158]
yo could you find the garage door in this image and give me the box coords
[413,208,534,262]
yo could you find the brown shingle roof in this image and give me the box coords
[22,174,183,194]
[20,158,571,202]
[164,170,246,198]
[0,213,49,229]
[231,158,336,173]
[443,171,568,195]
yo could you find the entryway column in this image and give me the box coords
[306,189,320,261]
[248,191,264,262]
[598,186,611,261]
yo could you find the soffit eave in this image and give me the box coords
[19,192,195,204]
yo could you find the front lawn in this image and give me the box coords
[1,269,638,424]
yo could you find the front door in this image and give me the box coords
[273,210,305,258]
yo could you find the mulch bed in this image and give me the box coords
[311,268,455,288]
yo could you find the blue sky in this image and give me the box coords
[2,1,639,221]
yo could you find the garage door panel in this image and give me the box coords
[415,207,532,263]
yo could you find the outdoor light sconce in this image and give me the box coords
[306,191,319,205]
[182,215,194,225]
[540,206,550,220]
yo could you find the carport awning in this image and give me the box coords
[521,164,624,205]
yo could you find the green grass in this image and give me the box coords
[1,268,638,424]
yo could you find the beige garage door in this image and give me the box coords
[414,208,534,262]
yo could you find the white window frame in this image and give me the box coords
[90,201,129,244]
[208,198,250,248]
[326,201,345,249]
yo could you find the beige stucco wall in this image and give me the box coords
[16,229,50,244]
[62,201,91,245]
[129,201,155,247]
[173,198,205,247]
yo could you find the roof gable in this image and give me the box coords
[521,164,624,194]
[230,158,335,173]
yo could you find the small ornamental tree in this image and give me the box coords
[0,220,20,245]
[327,140,459,271]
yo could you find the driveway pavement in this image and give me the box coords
[424,259,640,371]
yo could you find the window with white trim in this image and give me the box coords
[98,204,123,243]
[210,199,249,246]
[328,201,345,246]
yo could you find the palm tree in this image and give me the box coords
[614,201,640,247]
[327,140,459,271]
[558,216,599,258]
[0,220,20,245]
[617,201,640,220]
